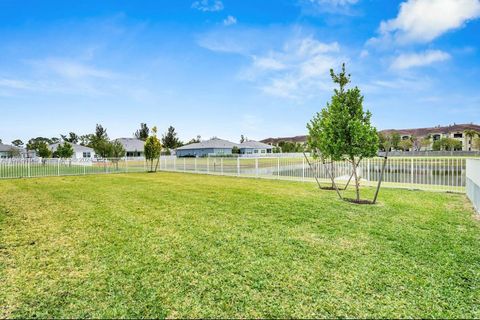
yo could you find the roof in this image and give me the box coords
[115,138,145,152]
[260,135,308,145]
[0,144,24,152]
[380,123,480,137]
[177,138,239,150]
[240,140,274,149]
[50,143,93,153]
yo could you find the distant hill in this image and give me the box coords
[260,135,308,145]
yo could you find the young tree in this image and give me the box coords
[307,63,378,202]
[162,126,182,149]
[110,140,126,158]
[420,135,431,150]
[90,124,110,157]
[37,142,52,164]
[110,140,126,169]
[135,123,150,141]
[144,127,162,172]
[232,146,241,154]
[7,147,21,158]
[55,142,74,158]
[398,139,413,151]
[390,133,401,150]
[11,139,24,147]
[240,135,247,143]
[0,138,2,144]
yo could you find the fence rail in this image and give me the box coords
[159,156,467,193]
[0,156,469,193]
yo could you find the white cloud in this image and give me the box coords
[373,0,480,44]
[33,58,116,79]
[245,37,343,99]
[223,15,237,26]
[299,0,360,14]
[191,0,224,12]
[391,50,451,70]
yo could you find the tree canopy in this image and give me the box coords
[54,142,74,158]
[145,127,162,172]
[135,123,150,141]
[161,126,182,149]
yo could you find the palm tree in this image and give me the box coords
[464,130,479,151]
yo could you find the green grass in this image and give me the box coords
[1,172,479,318]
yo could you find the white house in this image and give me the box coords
[239,140,274,155]
[49,143,95,159]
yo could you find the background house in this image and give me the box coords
[115,138,145,157]
[0,143,28,159]
[176,138,238,157]
[380,123,480,151]
[49,143,95,159]
[239,140,273,155]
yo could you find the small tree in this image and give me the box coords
[307,63,378,203]
[240,135,247,143]
[55,142,74,158]
[232,146,241,154]
[144,127,162,172]
[37,142,52,165]
[110,140,126,169]
[7,147,21,158]
[398,139,413,151]
[135,123,150,141]
[420,135,431,150]
[390,133,401,150]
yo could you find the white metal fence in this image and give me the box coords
[0,158,147,179]
[159,156,467,193]
[466,159,480,213]
[0,156,469,193]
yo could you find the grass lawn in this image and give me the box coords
[1,172,479,318]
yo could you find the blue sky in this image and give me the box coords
[0,0,479,144]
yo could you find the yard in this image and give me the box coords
[1,172,479,318]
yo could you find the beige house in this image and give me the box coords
[380,123,480,151]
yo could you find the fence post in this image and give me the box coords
[27,159,31,178]
[84,161,86,175]
[57,158,60,176]
[184,158,186,172]
[237,157,240,176]
[256,158,259,178]
[194,157,197,173]
[207,157,210,174]
[410,158,414,187]
[277,157,280,179]
[221,158,224,175]
[302,157,305,182]
[367,159,370,183]
[125,157,128,173]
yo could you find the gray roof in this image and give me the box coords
[50,143,93,153]
[0,144,24,152]
[115,138,145,152]
[177,138,239,150]
[240,140,274,149]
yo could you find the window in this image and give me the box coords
[261,150,266,154]
[254,150,259,154]
[402,136,409,140]
[83,152,91,158]
[433,134,441,141]
[453,133,463,138]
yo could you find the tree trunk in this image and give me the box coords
[351,158,360,202]
[154,156,160,172]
